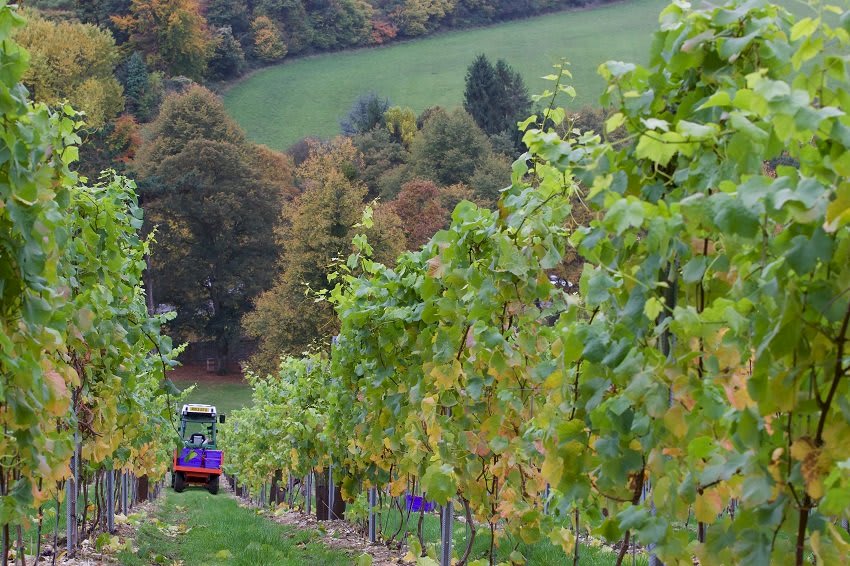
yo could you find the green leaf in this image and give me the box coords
[421,463,456,505]
[606,112,626,133]
[790,17,818,41]
[585,269,617,306]
[712,195,760,238]
[644,297,664,320]
[699,91,731,109]
[785,228,833,274]
[604,198,644,235]
[682,256,707,284]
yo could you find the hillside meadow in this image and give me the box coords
[224,0,669,150]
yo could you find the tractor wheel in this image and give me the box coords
[174,472,186,493]
[207,475,219,495]
[170,472,176,488]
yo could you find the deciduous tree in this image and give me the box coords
[133,85,244,176]
[244,138,404,372]
[408,108,491,186]
[112,0,213,81]
[307,0,373,49]
[384,105,418,147]
[16,12,124,129]
[134,86,294,371]
[208,26,246,80]
[389,179,447,249]
[251,15,287,61]
[352,128,408,200]
[205,0,251,37]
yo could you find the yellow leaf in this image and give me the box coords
[430,360,462,390]
[790,438,814,461]
[549,527,576,554]
[541,454,563,485]
[695,490,723,524]
[663,406,688,438]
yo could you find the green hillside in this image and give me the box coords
[224,0,669,150]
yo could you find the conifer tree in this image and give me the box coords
[463,54,498,134]
[463,54,531,148]
[123,51,149,115]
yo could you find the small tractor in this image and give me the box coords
[171,404,225,494]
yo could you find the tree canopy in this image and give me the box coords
[409,108,493,186]
[135,86,295,370]
[16,11,124,128]
[113,0,213,81]
[244,137,405,372]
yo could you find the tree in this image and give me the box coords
[134,86,295,370]
[122,51,148,114]
[307,0,373,49]
[251,15,287,62]
[16,12,124,129]
[463,54,498,134]
[384,105,418,147]
[77,114,142,179]
[389,0,454,37]
[464,54,531,144]
[408,108,491,186]
[208,26,246,81]
[389,179,448,249]
[254,0,313,54]
[112,0,213,81]
[352,128,408,200]
[205,0,251,37]
[340,92,390,136]
[244,137,404,372]
[75,0,132,40]
[493,58,531,145]
[120,51,165,121]
[144,140,284,372]
[468,152,512,205]
[133,85,244,177]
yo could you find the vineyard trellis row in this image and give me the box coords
[222,1,850,565]
[0,2,179,563]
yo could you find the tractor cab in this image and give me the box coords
[179,404,221,448]
[172,404,225,494]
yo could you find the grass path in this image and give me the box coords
[224,0,669,150]
[117,488,352,566]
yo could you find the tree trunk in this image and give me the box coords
[137,475,149,502]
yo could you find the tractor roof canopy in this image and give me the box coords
[181,404,217,422]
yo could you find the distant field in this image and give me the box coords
[224,0,669,150]
[170,365,253,415]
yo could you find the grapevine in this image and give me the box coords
[207,0,850,564]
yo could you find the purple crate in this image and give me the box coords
[405,494,436,512]
[178,448,222,470]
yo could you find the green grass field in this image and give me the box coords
[172,376,253,415]
[224,0,669,150]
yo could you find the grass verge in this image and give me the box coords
[118,488,352,566]
[377,501,649,565]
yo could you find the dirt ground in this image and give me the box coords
[13,497,162,565]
